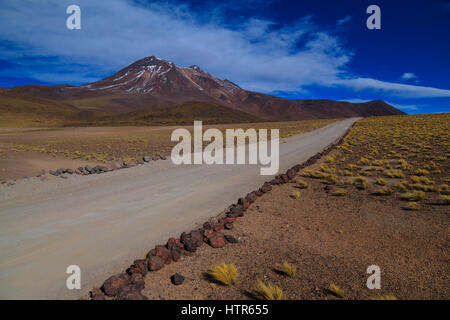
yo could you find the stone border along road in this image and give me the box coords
[0,118,360,299]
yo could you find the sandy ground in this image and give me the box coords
[0,118,358,299]
[140,152,449,300]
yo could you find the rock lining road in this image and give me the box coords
[0,118,359,299]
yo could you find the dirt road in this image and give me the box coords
[0,118,358,299]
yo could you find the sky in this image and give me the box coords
[0,0,449,114]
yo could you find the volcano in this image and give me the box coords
[1,56,405,126]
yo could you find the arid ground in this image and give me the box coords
[0,119,337,181]
[135,114,449,300]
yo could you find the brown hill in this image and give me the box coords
[1,56,405,127]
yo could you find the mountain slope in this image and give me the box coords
[1,55,406,126]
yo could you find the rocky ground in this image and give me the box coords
[89,147,449,300]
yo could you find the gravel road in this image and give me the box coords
[0,118,359,299]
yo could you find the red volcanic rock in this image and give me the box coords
[224,222,233,230]
[154,245,170,262]
[128,259,147,276]
[147,255,165,271]
[208,234,226,248]
[260,183,272,193]
[102,274,130,297]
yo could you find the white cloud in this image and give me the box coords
[337,15,352,26]
[0,0,449,100]
[400,72,417,81]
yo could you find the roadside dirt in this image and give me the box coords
[140,152,449,300]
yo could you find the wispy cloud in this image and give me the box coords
[0,0,449,100]
[337,15,352,26]
[400,72,417,81]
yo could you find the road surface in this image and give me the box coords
[0,118,359,299]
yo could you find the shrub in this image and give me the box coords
[370,294,398,300]
[328,283,345,298]
[351,176,368,190]
[331,188,348,196]
[338,169,352,176]
[372,187,394,196]
[399,191,425,201]
[385,170,405,179]
[208,263,238,286]
[282,262,296,278]
[402,202,420,210]
[255,281,284,300]
[394,181,410,192]
[319,164,335,174]
[358,157,370,165]
[301,170,328,179]
[414,169,430,176]
[376,178,387,186]
[440,195,450,205]
[296,180,308,189]
[409,183,437,192]
[290,191,301,199]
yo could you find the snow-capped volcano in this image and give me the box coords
[81,56,242,105]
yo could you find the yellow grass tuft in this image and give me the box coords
[385,170,405,179]
[402,202,420,210]
[399,191,425,201]
[376,178,387,186]
[372,187,394,196]
[351,176,368,190]
[331,188,348,196]
[208,263,238,286]
[328,283,345,298]
[369,294,398,300]
[414,169,430,176]
[301,170,328,179]
[255,281,285,300]
[296,180,309,189]
[440,195,450,205]
[282,262,296,278]
[439,184,449,195]
[290,191,301,199]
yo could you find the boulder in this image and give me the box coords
[143,156,150,162]
[128,259,147,276]
[147,255,165,271]
[130,273,145,291]
[102,273,130,297]
[260,183,272,193]
[281,174,289,183]
[154,245,170,262]
[171,273,185,285]
[208,233,226,248]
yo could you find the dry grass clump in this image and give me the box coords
[322,174,339,185]
[369,294,398,300]
[397,159,412,170]
[402,202,420,211]
[328,283,345,298]
[295,180,309,189]
[409,183,437,192]
[358,157,370,165]
[375,178,387,186]
[282,262,296,278]
[411,176,434,185]
[394,181,410,192]
[351,176,368,190]
[372,187,394,196]
[440,195,450,205]
[290,191,301,199]
[438,184,449,195]
[414,169,430,176]
[331,188,348,196]
[338,169,352,176]
[385,170,405,179]
[255,281,284,300]
[319,164,335,174]
[301,170,328,179]
[208,263,238,286]
[399,191,425,201]
[346,164,361,171]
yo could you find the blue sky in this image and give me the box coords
[0,0,449,114]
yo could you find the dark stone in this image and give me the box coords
[171,273,185,285]
[208,233,226,248]
[49,170,58,176]
[224,234,239,243]
[143,156,150,162]
[128,259,147,276]
[85,165,93,173]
